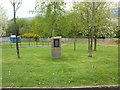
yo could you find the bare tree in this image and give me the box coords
[10,0,22,58]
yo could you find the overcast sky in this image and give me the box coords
[0,0,119,20]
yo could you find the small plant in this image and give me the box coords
[22,33,40,41]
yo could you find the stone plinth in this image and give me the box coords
[51,36,62,59]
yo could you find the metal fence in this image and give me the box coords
[1,38,50,48]
[1,37,113,42]
[0,37,114,48]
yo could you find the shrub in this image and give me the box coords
[21,33,40,41]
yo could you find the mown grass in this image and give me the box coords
[2,42,118,87]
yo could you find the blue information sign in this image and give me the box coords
[10,37,21,43]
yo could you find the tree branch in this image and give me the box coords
[16,0,22,11]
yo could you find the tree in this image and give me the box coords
[31,16,46,37]
[92,2,115,51]
[80,2,95,57]
[57,14,70,37]
[67,12,82,51]
[7,18,32,35]
[18,18,32,35]
[71,2,93,53]
[74,1,115,56]
[10,0,22,58]
[0,5,8,36]
[7,19,16,35]
[32,0,66,37]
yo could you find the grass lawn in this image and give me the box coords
[2,42,118,87]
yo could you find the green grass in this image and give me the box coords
[2,42,118,87]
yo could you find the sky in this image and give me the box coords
[0,0,119,20]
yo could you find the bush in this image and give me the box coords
[21,33,40,41]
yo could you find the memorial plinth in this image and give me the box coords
[51,36,62,59]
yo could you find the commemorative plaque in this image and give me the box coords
[51,36,62,59]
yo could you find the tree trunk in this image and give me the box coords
[88,36,90,52]
[14,4,20,58]
[74,36,77,51]
[94,38,97,51]
[88,37,93,57]
[91,36,93,51]
[88,2,95,57]
[86,6,91,53]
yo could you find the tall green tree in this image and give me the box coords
[67,11,83,51]
[92,2,115,51]
[7,18,32,35]
[32,0,66,37]
[74,1,115,56]
[31,16,46,37]
[18,19,32,35]
[72,2,93,53]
